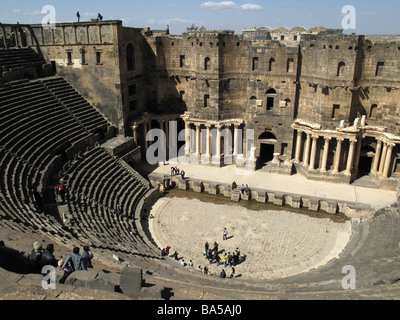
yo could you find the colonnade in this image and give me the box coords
[131,117,173,152]
[183,121,245,161]
[0,24,33,49]
[294,128,397,178]
[131,116,247,164]
[371,139,396,178]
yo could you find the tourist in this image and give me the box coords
[29,241,43,273]
[205,242,209,252]
[215,254,221,266]
[61,247,85,271]
[229,267,236,279]
[220,269,226,278]
[222,253,228,268]
[57,259,72,284]
[205,248,211,261]
[203,266,209,274]
[213,241,219,255]
[172,251,179,260]
[197,266,202,272]
[232,181,237,189]
[232,251,238,266]
[165,246,171,256]
[228,252,233,267]
[180,259,186,267]
[223,227,228,241]
[82,246,94,269]
[41,243,58,268]
[76,11,80,22]
[235,247,240,259]
[98,13,103,21]
[189,260,193,267]
[58,183,66,203]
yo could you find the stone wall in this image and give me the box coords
[31,21,124,134]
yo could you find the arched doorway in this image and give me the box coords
[357,145,375,178]
[258,131,278,168]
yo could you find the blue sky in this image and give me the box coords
[1,0,399,35]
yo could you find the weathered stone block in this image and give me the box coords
[119,267,143,299]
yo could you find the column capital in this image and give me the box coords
[349,138,358,144]
[311,134,319,141]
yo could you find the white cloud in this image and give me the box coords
[201,1,237,10]
[200,1,263,11]
[12,9,21,14]
[240,3,263,10]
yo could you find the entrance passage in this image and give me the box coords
[260,143,275,163]
[357,146,374,178]
[258,131,278,169]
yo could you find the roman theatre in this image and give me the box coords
[1,20,400,300]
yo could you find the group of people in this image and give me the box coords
[29,241,94,284]
[160,227,244,279]
[231,182,250,196]
[76,11,103,22]
[203,241,241,279]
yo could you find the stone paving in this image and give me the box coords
[149,196,352,280]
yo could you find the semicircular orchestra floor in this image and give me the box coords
[149,197,352,280]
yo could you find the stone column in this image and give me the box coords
[320,137,331,173]
[205,124,211,158]
[295,130,303,163]
[345,139,357,176]
[353,136,363,173]
[233,124,240,157]
[132,125,138,145]
[13,27,20,48]
[303,133,311,166]
[0,27,7,48]
[309,135,319,170]
[383,143,395,178]
[333,138,344,174]
[216,125,222,158]
[143,121,148,152]
[185,121,191,156]
[195,123,201,157]
[378,142,388,176]
[165,119,170,154]
[372,139,383,174]
[214,125,222,164]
